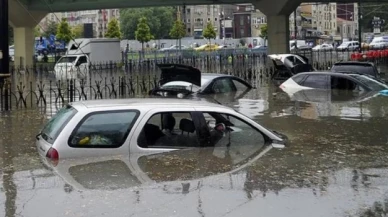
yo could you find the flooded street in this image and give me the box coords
[1,81,388,217]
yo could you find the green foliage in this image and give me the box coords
[259,24,268,38]
[43,21,58,37]
[170,20,186,39]
[56,18,72,43]
[72,24,84,38]
[120,7,174,39]
[34,26,41,37]
[203,22,217,42]
[135,17,154,44]
[105,18,122,39]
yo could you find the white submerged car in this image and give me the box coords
[36,98,287,161]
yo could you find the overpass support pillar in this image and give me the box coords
[267,15,290,54]
[13,27,35,67]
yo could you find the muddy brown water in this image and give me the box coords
[1,82,388,217]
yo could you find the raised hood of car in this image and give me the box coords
[157,64,201,87]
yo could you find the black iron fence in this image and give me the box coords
[3,51,388,112]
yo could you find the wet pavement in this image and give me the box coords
[2,82,388,217]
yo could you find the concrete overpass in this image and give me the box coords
[3,0,372,68]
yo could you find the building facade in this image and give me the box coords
[181,5,235,39]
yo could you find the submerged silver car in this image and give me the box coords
[36,98,287,161]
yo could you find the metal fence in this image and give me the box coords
[3,50,388,112]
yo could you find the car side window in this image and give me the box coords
[231,79,250,91]
[137,112,200,148]
[212,78,235,93]
[330,76,358,91]
[69,110,139,148]
[301,75,329,89]
[203,112,266,149]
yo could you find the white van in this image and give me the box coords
[290,40,310,51]
[369,36,388,50]
[337,41,359,51]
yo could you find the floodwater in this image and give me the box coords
[2,82,388,217]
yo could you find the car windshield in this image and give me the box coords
[57,56,77,63]
[40,105,77,144]
[332,64,377,77]
[350,75,388,91]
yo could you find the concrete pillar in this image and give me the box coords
[13,27,35,67]
[267,15,290,54]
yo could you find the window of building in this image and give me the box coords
[207,18,211,22]
[240,16,244,25]
[215,17,218,21]
[69,110,139,147]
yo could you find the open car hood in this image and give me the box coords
[268,54,314,75]
[157,64,201,87]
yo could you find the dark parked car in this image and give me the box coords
[149,64,253,98]
[331,61,385,83]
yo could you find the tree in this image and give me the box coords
[56,18,73,44]
[72,24,84,38]
[105,18,122,39]
[170,20,186,40]
[135,17,153,54]
[259,24,268,45]
[170,20,186,49]
[120,7,174,40]
[43,21,58,38]
[203,22,216,44]
[34,26,41,37]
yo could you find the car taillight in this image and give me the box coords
[46,147,59,166]
[46,147,59,159]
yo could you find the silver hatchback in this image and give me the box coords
[36,98,287,162]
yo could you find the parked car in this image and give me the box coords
[331,61,385,83]
[279,72,388,97]
[159,45,188,51]
[312,43,334,51]
[149,64,253,98]
[194,44,220,51]
[250,45,268,54]
[36,98,288,160]
[336,41,359,51]
[268,54,315,85]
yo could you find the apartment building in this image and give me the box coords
[232,4,266,38]
[181,5,235,39]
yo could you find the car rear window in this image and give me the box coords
[69,110,139,148]
[332,65,377,77]
[292,74,306,84]
[41,105,78,144]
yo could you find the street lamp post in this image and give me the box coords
[0,0,9,76]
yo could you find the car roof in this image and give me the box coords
[70,98,229,109]
[333,61,374,66]
[201,73,235,79]
[294,71,361,77]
